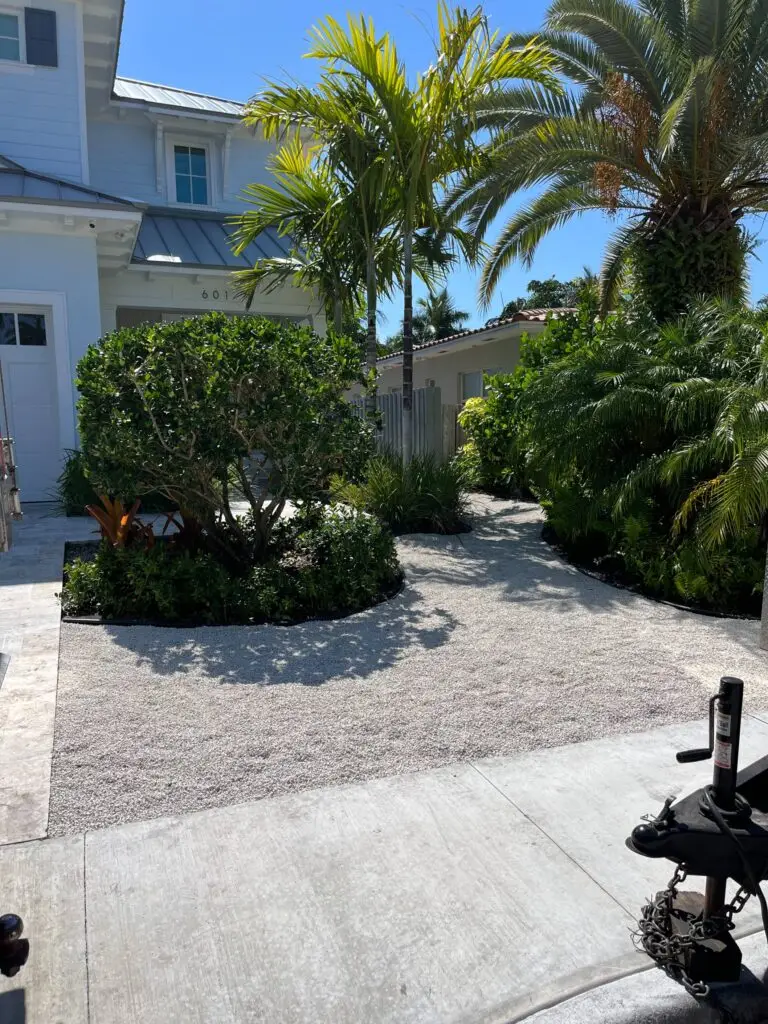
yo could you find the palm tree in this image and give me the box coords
[232,138,361,333]
[414,288,470,340]
[451,0,768,320]
[307,4,557,461]
[242,74,400,402]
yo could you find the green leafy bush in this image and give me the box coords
[524,300,768,614]
[61,505,401,624]
[332,452,471,534]
[456,306,599,496]
[76,313,373,565]
[55,450,175,517]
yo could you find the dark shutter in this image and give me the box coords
[25,9,57,67]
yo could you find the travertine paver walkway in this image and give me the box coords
[0,506,91,843]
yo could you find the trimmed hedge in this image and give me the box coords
[61,505,402,625]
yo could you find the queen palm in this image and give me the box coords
[451,0,768,320]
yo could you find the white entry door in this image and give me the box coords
[0,308,60,502]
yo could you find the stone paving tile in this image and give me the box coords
[0,506,92,844]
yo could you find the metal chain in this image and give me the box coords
[634,863,752,1002]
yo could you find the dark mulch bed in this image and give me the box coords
[541,524,760,621]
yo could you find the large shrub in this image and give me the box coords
[76,314,373,565]
[55,449,174,517]
[62,504,401,624]
[457,305,598,496]
[331,451,471,534]
[525,300,768,614]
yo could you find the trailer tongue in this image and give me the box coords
[628,676,768,1004]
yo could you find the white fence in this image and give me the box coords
[352,386,446,459]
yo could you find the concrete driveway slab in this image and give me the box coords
[0,835,86,1024]
[526,928,768,1023]
[474,714,768,930]
[84,762,634,1024]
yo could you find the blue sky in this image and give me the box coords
[118,0,768,331]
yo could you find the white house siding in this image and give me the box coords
[0,0,87,181]
[375,331,534,405]
[88,113,277,211]
[0,230,101,485]
[86,119,156,203]
[99,269,325,335]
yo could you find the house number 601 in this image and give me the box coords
[201,290,229,300]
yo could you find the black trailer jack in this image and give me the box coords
[628,676,768,1001]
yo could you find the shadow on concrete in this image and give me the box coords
[0,988,26,1023]
[106,586,459,685]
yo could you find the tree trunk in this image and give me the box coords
[635,202,747,322]
[333,295,343,335]
[365,245,378,417]
[401,227,414,464]
[761,550,768,650]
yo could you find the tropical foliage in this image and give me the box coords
[462,299,768,613]
[451,0,768,320]
[76,314,373,567]
[383,287,470,351]
[62,504,401,625]
[238,3,556,457]
[491,270,598,321]
[332,451,472,535]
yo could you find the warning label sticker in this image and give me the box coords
[716,711,731,737]
[715,739,732,769]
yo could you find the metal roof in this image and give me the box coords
[113,77,245,118]
[377,309,577,363]
[132,210,289,269]
[0,158,143,209]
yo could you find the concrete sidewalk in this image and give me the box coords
[4,716,768,1024]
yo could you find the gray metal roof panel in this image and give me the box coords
[132,211,290,269]
[0,159,143,209]
[113,77,245,118]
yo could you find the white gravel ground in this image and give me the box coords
[49,497,768,836]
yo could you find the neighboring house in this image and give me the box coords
[374,309,574,405]
[0,1,321,500]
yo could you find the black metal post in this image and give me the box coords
[711,676,743,812]
[703,676,744,919]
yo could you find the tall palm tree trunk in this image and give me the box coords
[365,246,378,416]
[401,226,414,464]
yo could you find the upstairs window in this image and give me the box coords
[174,145,209,205]
[0,12,20,61]
[0,8,57,66]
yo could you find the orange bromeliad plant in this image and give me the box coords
[85,496,153,548]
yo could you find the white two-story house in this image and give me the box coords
[0,0,321,500]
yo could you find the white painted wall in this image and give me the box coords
[0,230,101,455]
[88,110,277,211]
[0,0,87,181]
[374,328,544,405]
[99,268,325,335]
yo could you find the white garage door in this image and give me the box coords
[0,308,60,502]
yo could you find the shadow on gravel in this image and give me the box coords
[104,587,459,686]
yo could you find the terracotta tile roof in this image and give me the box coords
[377,307,578,362]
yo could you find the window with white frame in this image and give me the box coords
[0,10,21,61]
[173,144,209,205]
